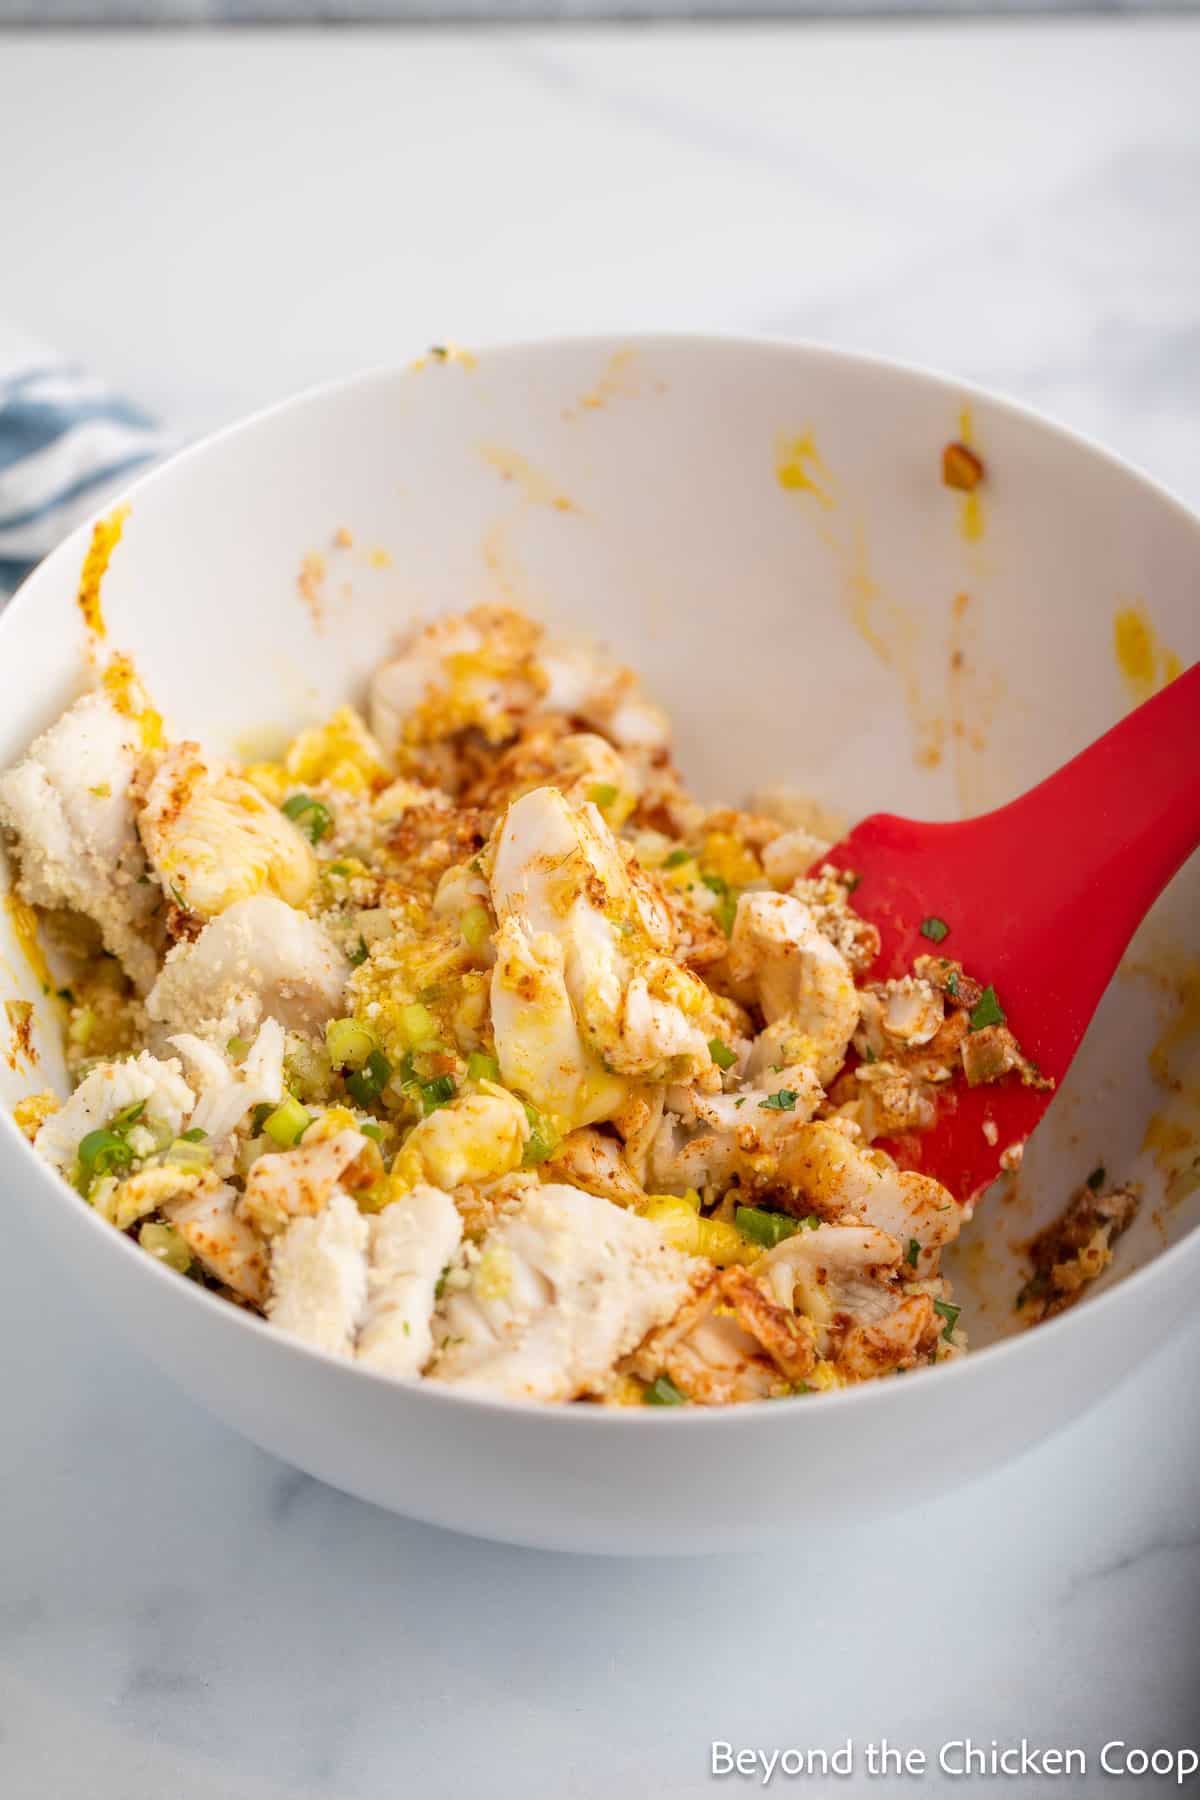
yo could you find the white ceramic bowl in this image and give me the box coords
[2,337,1197,1554]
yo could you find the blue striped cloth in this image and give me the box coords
[0,335,168,601]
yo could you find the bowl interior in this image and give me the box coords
[1,336,1197,1348]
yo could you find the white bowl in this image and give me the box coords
[2,336,1197,1554]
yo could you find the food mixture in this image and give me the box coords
[1,602,1130,1406]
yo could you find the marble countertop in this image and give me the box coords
[1,21,1199,1798]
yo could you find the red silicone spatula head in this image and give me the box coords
[816,662,1200,1207]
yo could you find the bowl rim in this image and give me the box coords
[2,328,1197,1432]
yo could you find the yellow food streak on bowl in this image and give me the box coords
[1113,600,1183,706]
[774,432,835,508]
[479,444,579,513]
[960,489,985,543]
[102,652,163,750]
[2,890,52,996]
[76,504,129,643]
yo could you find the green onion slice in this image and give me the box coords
[643,1375,687,1406]
[281,793,333,844]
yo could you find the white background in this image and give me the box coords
[1,23,1199,1798]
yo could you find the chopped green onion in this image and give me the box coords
[863,1045,877,1063]
[180,1127,207,1143]
[345,1049,393,1108]
[399,1002,437,1047]
[56,987,74,1004]
[945,969,959,998]
[663,847,693,869]
[77,1127,134,1184]
[643,1375,687,1406]
[467,1050,501,1085]
[262,1094,312,1148]
[521,1102,557,1167]
[360,1122,384,1142]
[459,904,491,952]
[110,1100,147,1132]
[347,935,369,968]
[969,985,1006,1031]
[1086,1166,1106,1192]
[325,1016,376,1071]
[933,1298,961,1341]
[226,1036,250,1061]
[420,1074,456,1114]
[708,1038,736,1072]
[165,1137,214,1170]
[735,1204,802,1249]
[587,782,618,809]
[759,1088,799,1112]
[281,792,333,843]
[713,890,738,936]
[920,916,950,943]
[905,1237,920,1268]
[138,1221,192,1273]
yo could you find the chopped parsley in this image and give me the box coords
[347,934,370,967]
[708,1038,736,1071]
[920,915,950,943]
[932,1298,961,1341]
[1086,1165,1106,1192]
[180,1127,207,1143]
[863,1044,877,1064]
[945,968,959,998]
[905,1237,920,1268]
[759,1088,799,1112]
[663,847,693,869]
[968,984,1006,1032]
[643,1375,687,1406]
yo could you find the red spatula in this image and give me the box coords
[817,661,1200,1207]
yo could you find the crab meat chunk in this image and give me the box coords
[728,891,859,1086]
[0,691,161,990]
[357,1184,464,1379]
[146,894,349,1041]
[759,1222,939,1376]
[239,1128,376,1239]
[168,1017,285,1145]
[431,1183,703,1402]
[774,1120,962,1266]
[34,1051,195,1175]
[369,606,542,752]
[267,1189,369,1356]
[489,786,714,1092]
[165,1179,269,1304]
[649,1064,823,1196]
[138,741,316,918]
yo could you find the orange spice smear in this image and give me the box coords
[76,505,129,642]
